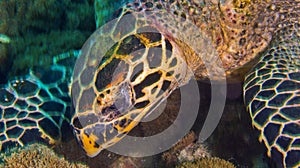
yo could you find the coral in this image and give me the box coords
[53,138,120,168]
[0,0,95,80]
[0,143,88,168]
[177,142,211,162]
[0,0,94,36]
[109,156,157,168]
[176,157,236,168]
[161,131,209,167]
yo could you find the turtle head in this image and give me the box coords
[71,31,191,157]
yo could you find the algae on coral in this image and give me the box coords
[176,157,236,168]
[0,143,88,168]
[0,0,95,82]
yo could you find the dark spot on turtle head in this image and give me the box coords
[156,4,163,9]
[97,99,101,105]
[161,80,171,91]
[117,35,145,55]
[94,142,100,148]
[145,2,153,8]
[133,71,162,99]
[147,47,162,69]
[165,39,173,59]
[72,117,83,129]
[130,63,144,82]
[240,30,246,36]
[100,93,105,98]
[180,13,186,21]
[170,58,177,67]
[96,59,120,92]
[120,118,127,127]
[134,100,150,109]
[239,38,246,46]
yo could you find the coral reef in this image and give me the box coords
[0,0,95,37]
[0,143,88,168]
[109,156,157,168]
[0,0,95,82]
[161,131,211,167]
[177,142,211,162]
[176,157,236,168]
[53,138,119,168]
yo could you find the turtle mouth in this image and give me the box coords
[101,104,122,122]
[72,99,131,130]
[73,106,136,158]
[71,81,136,157]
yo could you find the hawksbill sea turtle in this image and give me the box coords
[0,0,299,167]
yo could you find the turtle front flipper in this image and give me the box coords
[0,51,79,151]
[243,22,300,167]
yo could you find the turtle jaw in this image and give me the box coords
[72,108,140,158]
[71,84,135,157]
[72,78,145,157]
[75,121,140,158]
[78,130,104,157]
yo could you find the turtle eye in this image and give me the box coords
[93,81,133,122]
[114,82,133,114]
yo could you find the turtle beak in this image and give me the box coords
[73,114,137,158]
[79,130,103,157]
[72,120,112,157]
[71,118,105,157]
[71,83,135,157]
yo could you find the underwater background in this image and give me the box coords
[0,0,288,167]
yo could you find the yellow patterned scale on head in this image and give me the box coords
[81,132,101,157]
